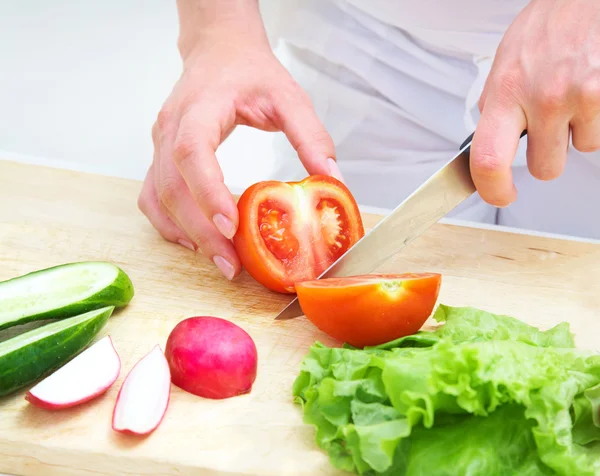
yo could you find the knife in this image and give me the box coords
[274,130,527,320]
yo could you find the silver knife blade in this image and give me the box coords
[274,131,525,320]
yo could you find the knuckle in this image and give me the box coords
[536,87,565,113]
[172,132,198,167]
[576,75,600,108]
[157,177,182,210]
[311,128,334,148]
[192,182,218,207]
[535,75,570,113]
[293,127,335,161]
[472,151,504,176]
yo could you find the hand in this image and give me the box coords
[137,2,340,280]
[471,0,600,206]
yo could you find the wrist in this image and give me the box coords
[176,0,269,62]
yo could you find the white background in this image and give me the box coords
[0,1,282,194]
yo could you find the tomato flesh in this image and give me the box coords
[259,201,299,262]
[317,198,352,261]
[233,176,364,293]
[296,273,442,347]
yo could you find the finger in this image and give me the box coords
[272,86,342,182]
[152,118,186,233]
[470,96,527,207]
[525,113,570,181]
[156,142,242,280]
[172,105,239,240]
[138,165,196,251]
[571,114,600,153]
[152,107,200,234]
[571,76,600,152]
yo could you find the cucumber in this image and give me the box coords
[0,306,114,397]
[0,261,134,331]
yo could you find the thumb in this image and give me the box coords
[470,95,527,207]
[274,86,343,182]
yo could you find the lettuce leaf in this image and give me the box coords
[293,304,600,475]
[368,304,576,350]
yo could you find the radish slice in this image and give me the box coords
[112,345,171,436]
[25,335,121,410]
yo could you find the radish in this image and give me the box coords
[25,335,121,410]
[165,316,258,399]
[112,345,171,436]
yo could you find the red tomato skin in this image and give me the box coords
[233,176,364,294]
[295,273,442,347]
[233,181,292,293]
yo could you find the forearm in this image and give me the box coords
[176,0,269,59]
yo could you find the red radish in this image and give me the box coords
[165,316,258,399]
[25,335,120,410]
[112,345,171,436]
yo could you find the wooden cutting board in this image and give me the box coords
[1,159,599,476]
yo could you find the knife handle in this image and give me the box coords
[460,130,528,151]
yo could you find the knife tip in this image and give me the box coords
[274,298,304,320]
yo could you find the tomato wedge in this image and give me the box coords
[233,175,364,293]
[295,273,442,347]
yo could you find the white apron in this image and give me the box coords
[266,0,600,239]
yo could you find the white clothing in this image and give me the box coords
[266,0,600,239]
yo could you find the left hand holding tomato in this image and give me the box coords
[471,0,600,207]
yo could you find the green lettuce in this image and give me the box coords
[293,304,600,475]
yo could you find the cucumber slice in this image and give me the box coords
[0,261,134,330]
[0,306,114,397]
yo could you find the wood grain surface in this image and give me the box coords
[1,159,599,475]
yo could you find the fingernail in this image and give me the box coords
[327,158,345,183]
[213,213,236,239]
[178,239,196,251]
[213,255,235,280]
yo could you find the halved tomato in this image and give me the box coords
[295,273,442,347]
[233,175,364,293]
